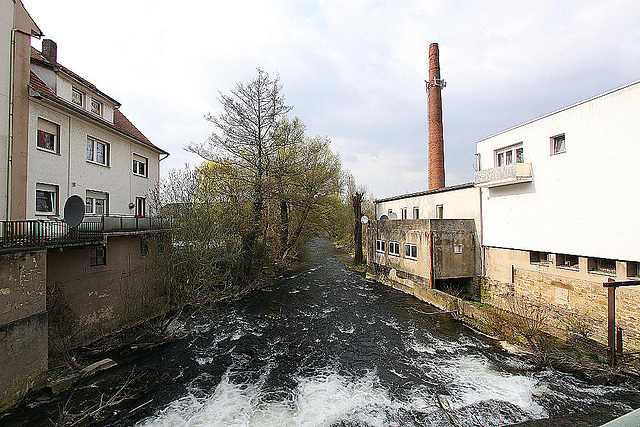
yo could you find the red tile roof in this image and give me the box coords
[29,71,167,154]
[30,47,120,106]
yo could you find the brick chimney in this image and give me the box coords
[42,39,57,63]
[427,42,445,190]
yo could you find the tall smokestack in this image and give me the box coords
[427,43,445,190]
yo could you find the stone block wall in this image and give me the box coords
[482,247,640,350]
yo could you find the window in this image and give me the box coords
[72,87,84,106]
[90,245,106,266]
[413,207,419,219]
[91,98,102,116]
[495,143,524,167]
[389,241,400,256]
[133,154,148,177]
[401,207,407,220]
[85,190,108,215]
[37,118,59,153]
[588,258,616,275]
[35,183,58,215]
[140,236,149,257]
[556,254,579,270]
[135,197,146,217]
[87,137,109,166]
[375,239,386,254]
[530,251,550,264]
[627,262,639,279]
[454,244,463,254]
[404,243,417,260]
[551,134,566,155]
[435,204,443,219]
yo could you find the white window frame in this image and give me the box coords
[91,98,102,116]
[551,134,566,155]
[135,196,146,217]
[85,190,108,215]
[87,136,109,166]
[389,241,400,256]
[35,183,58,215]
[454,244,463,254]
[495,143,524,167]
[404,243,418,260]
[72,87,84,107]
[401,207,407,220]
[435,204,443,219]
[413,207,419,219]
[132,154,148,178]
[36,118,59,154]
[375,239,386,254]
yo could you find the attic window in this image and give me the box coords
[91,98,102,116]
[72,87,83,106]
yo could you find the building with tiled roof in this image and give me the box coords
[26,39,168,219]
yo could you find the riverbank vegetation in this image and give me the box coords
[155,69,370,307]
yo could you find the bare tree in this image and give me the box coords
[347,175,366,265]
[187,69,292,271]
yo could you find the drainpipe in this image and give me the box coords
[6,29,17,221]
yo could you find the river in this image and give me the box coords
[5,238,640,426]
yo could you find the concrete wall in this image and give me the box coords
[0,0,13,221]
[366,219,475,294]
[46,232,170,352]
[0,250,48,411]
[431,219,475,279]
[477,81,640,262]
[27,98,160,218]
[375,185,482,273]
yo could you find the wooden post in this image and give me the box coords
[608,285,616,366]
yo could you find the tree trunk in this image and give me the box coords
[352,192,363,264]
[279,199,289,257]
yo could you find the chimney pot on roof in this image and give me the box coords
[42,39,57,63]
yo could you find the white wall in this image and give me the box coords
[57,75,115,123]
[477,81,640,262]
[27,98,160,218]
[0,0,14,221]
[376,186,481,226]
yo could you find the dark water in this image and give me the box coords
[5,238,639,426]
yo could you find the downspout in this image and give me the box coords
[67,115,72,205]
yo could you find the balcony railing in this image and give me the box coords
[474,163,533,188]
[0,215,171,251]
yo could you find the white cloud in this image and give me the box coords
[24,0,640,197]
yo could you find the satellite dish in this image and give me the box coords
[388,212,398,220]
[379,215,388,220]
[64,195,85,228]
[360,215,369,224]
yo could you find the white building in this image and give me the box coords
[475,80,640,349]
[26,40,168,220]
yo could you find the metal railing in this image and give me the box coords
[0,215,172,250]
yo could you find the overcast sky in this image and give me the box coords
[25,0,640,199]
